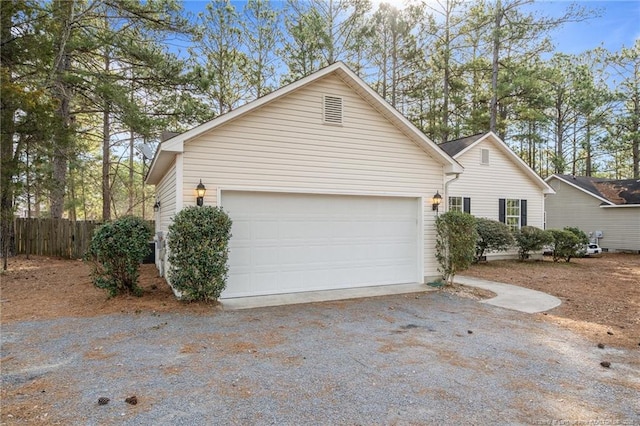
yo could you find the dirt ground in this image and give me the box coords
[463,252,640,350]
[1,253,638,350]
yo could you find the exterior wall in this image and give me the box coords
[154,159,177,274]
[447,137,546,229]
[546,178,640,252]
[180,74,445,280]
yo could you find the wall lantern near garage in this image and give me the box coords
[153,200,161,212]
[431,191,442,212]
[196,180,207,207]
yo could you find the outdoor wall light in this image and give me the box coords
[196,180,206,206]
[153,200,161,212]
[431,191,442,212]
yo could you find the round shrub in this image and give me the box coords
[167,206,232,302]
[475,217,514,261]
[514,226,552,261]
[548,227,589,262]
[85,216,152,297]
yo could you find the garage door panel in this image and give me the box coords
[220,191,420,298]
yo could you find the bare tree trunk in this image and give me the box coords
[128,129,134,214]
[489,0,502,134]
[0,1,15,268]
[571,121,577,176]
[50,0,75,219]
[102,106,111,221]
[633,83,640,178]
[101,38,113,221]
[442,18,450,144]
[585,123,592,176]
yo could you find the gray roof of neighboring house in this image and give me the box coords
[555,174,640,205]
[438,133,485,157]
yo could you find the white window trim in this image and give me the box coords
[506,198,520,231]
[448,196,463,212]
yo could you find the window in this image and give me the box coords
[323,95,343,125]
[499,198,527,231]
[449,197,470,213]
[449,196,462,212]
[481,148,490,165]
[506,199,520,232]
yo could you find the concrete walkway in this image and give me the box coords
[455,276,561,314]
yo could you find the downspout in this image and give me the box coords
[443,173,461,212]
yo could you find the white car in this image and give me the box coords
[585,243,603,256]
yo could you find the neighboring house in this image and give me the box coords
[145,62,462,299]
[545,174,640,252]
[439,132,555,233]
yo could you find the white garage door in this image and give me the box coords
[220,191,421,298]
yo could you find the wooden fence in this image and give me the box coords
[10,218,155,259]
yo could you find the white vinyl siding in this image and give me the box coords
[447,136,545,230]
[154,159,177,272]
[546,179,640,252]
[155,160,176,237]
[181,74,444,279]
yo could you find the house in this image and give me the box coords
[439,132,555,235]
[545,174,640,252]
[145,62,462,299]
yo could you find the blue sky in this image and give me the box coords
[540,0,640,54]
[182,0,639,55]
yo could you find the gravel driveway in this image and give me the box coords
[2,292,638,425]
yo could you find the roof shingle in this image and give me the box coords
[556,174,640,205]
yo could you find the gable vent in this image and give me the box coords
[323,95,343,125]
[481,148,490,165]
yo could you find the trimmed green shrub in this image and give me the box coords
[435,211,478,285]
[167,206,232,302]
[548,227,589,262]
[547,229,579,262]
[475,217,514,261]
[564,226,589,256]
[85,216,152,297]
[514,226,552,261]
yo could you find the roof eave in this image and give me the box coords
[146,62,460,183]
[546,174,614,205]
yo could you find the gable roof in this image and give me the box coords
[439,133,485,157]
[439,132,555,194]
[546,174,640,206]
[146,62,462,184]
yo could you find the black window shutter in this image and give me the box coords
[521,199,527,227]
[463,197,471,214]
[499,199,506,223]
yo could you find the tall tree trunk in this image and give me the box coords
[585,123,592,176]
[102,106,111,221]
[102,41,111,221]
[442,18,450,144]
[50,0,75,219]
[555,94,565,174]
[633,86,640,178]
[571,120,577,175]
[1,0,19,268]
[128,129,134,214]
[489,0,502,134]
